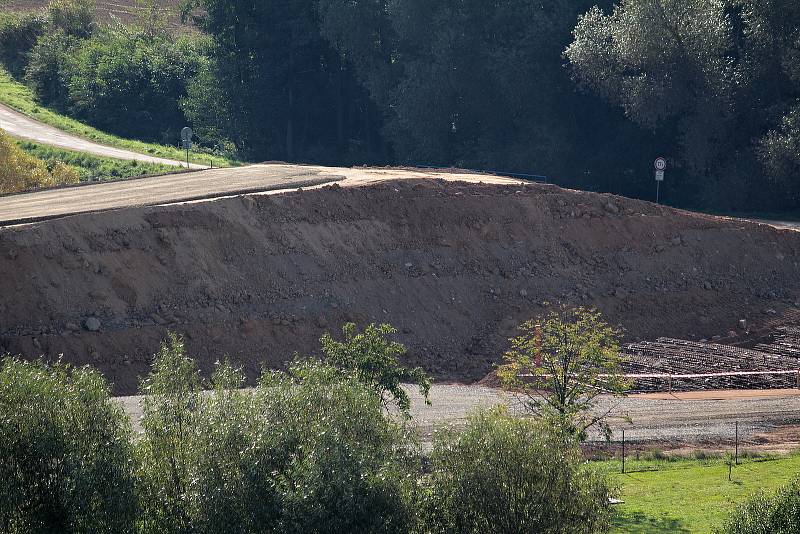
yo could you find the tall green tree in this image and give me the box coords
[566,0,800,209]
[183,0,381,161]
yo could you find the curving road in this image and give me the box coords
[0,102,202,168]
[0,164,523,226]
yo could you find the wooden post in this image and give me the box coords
[621,429,626,474]
[735,421,739,466]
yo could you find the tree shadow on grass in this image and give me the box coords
[613,511,691,534]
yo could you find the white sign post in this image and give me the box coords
[181,127,193,168]
[654,157,667,203]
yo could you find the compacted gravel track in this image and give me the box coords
[116,385,800,448]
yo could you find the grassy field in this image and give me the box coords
[0,67,235,168]
[18,140,179,183]
[600,454,800,533]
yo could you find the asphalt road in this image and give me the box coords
[117,385,800,447]
[0,102,199,168]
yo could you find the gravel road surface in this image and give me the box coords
[0,164,347,224]
[0,102,200,168]
[116,385,800,447]
[0,164,522,225]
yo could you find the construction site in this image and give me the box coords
[1,165,799,405]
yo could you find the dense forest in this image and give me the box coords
[1,0,798,211]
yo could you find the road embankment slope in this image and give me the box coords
[1,170,799,394]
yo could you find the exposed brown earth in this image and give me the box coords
[1,176,800,394]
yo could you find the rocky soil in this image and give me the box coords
[1,178,799,394]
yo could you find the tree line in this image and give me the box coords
[1,0,798,211]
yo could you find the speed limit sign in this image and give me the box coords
[654,157,667,171]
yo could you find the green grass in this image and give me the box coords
[0,66,236,168]
[18,140,178,182]
[598,454,800,533]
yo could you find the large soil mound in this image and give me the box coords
[1,179,799,394]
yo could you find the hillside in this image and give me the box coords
[1,175,798,394]
[4,0,186,30]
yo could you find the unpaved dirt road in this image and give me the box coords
[0,102,201,168]
[0,164,521,225]
[116,385,800,448]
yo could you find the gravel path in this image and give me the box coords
[116,385,800,447]
[0,103,200,168]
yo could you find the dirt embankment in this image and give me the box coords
[1,179,799,394]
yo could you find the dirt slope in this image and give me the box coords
[1,178,799,394]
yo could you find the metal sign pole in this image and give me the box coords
[656,180,660,204]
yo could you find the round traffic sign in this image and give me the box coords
[181,127,193,142]
[654,157,667,171]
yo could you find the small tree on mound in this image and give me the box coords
[717,477,800,534]
[498,307,629,440]
[418,408,613,534]
[0,130,79,193]
[0,358,135,534]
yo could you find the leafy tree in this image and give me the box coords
[566,0,800,209]
[497,307,629,440]
[135,333,419,534]
[717,477,800,534]
[135,333,201,534]
[320,322,431,415]
[182,0,381,161]
[418,408,613,534]
[0,358,135,534]
[0,11,46,77]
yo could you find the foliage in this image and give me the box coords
[320,322,431,415]
[0,357,135,534]
[183,0,384,161]
[418,408,613,534]
[0,129,79,193]
[0,66,234,167]
[566,0,800,210]
[18,140,175,181]
[0,11,46,77]
[498,307,628,440]
[717,477,800,534]
[135,333,418,534]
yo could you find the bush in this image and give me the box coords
[717,478,800,534]
[47,0,94,38]
[418,409,613,534]
[63,30,204,142]
[135,334,418,534]
[0,130,79,193]
[0,358,136,534]
[24,30,78,111]
[0,11,46,77]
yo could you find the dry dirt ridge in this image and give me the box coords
[1,173,799,394]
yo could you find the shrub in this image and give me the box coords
[0,130,79,193]
[135,334,418,534]
[24,30,78,110]
[717,478,800,534]
[0,11,46,76]
[418,408,613,534]
[0,358,136,533]
[47,0,95,38]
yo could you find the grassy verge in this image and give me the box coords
[18,140,178,182]
[598,453,800,533]
[0,67,236,168]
